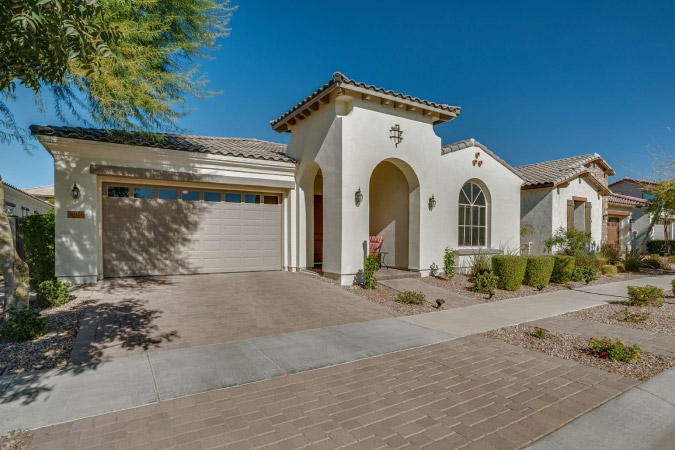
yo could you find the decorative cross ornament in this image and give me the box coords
[390,124,403,147]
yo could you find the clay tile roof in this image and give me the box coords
[30,125,296,163]
[609,192,648,207]
[2,181,54,207]
[441,138,523,180]
[270,72,461,131]
[23,185,54,198]
[515,153,613,187]
[608,177,655,187]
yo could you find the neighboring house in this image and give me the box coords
[24,184,55,203]
[517,154,614,254]
[605,192,648,250]
[3,181,54,217]
[32,72,523,285]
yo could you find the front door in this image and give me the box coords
[313,195,323,265]
[607,217,620,246]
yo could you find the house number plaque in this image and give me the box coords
[67,211,85,219]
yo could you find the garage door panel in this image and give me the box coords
[104,195,281,277]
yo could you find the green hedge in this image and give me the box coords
[491,255,528,291]
[550,255,575,283]
[18,210,55,286]
[646,240,666,255]
[524,256,555,287]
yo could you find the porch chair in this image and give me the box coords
[368,236,387,269]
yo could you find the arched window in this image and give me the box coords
[458,182,487,246]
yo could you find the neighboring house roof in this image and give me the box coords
[441,138,523,180]
[608,177,655,187]
[2,181,54,207]
[270,72,461,131]
[608,192,648,207]
[515,153,613,193]
[30,125,296,163]
[24,184,54,198]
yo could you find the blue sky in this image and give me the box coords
[2,0,675,189]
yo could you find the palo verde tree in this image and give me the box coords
[642,136,675,255]
[1,0,234,315]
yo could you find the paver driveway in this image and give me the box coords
[70,272,394,363]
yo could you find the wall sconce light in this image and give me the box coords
[428,194,436,211]
[71,183,81,200]
[355,187,363,207]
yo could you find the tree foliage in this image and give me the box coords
[1,0,235,144]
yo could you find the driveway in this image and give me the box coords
[70,271,395,363]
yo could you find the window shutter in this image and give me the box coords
[585,202,592,234]
[567,200,574,230]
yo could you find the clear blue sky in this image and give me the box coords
[2,0,675,189]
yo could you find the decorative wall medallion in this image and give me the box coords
[473,152,484,167]
[390,124,404,147]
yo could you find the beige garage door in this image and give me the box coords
[103,186,281,277]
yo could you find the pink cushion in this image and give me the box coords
[369,236,384,255]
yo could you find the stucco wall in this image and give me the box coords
[552,177,604,251]
[520,188,553,255]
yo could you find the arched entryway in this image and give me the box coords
[299,162,325,269]
[368,159,420,270]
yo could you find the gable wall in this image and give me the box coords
[552,177,604,250]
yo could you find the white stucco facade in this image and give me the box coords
[3,182,54,217]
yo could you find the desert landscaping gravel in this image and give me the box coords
[0,429,32,450]
[565,301,675,336]
[484,324,674,381]
[0,295,90,376]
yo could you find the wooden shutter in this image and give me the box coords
[585,202,592,234]
[567,200,574,230]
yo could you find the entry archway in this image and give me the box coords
[299,162,324,269]
[368,159,420,270]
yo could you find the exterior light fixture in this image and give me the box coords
[489,290,496,299]
[434,299,445,309]
[71,183,81,200]
[355,187,363,207]
[537,285,544,291]
[428,194,436,211]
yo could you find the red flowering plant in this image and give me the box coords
[589,337,641,362]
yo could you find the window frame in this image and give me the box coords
[458,181,488,247]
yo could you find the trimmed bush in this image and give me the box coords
[645,240,665,255]
[572,265,598,282]
[627,285,664,307]
[1,307,47,341]
[671,279,675,294]
[601,265,617,276]
[524,256,554,287]
[36,280,71,308]
[595,257,609,268]
[550,255,575,284]
[643,256,663,270]
[615,263,625,273]
[575,253,597,268]
[589,337,640,362]
[491,255,528,291]
[472,271,499,293]
[397,290,425,305]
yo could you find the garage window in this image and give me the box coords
[158,189,178,200]
[181,190,200,201]
[134,187,154,199]
[264,196,279,205]
[225,193,241,203]
[245,194,260,204]
[204,192,221,202]
[108,186,129,197]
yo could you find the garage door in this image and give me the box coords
[103,184,281,277]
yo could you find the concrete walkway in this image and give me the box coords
[1,274,673,435]
[528,365,675,450]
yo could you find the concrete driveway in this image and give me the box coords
[70,271,395,363]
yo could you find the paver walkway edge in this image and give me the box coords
[1,274,672,436]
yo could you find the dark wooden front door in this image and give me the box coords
[607,217,620,246]
[313,195,323,265]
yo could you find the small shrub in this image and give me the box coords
[627,285,664,307]
[615,309,650,323]
[571,265,598,282]
[36,280,71,308]
[645,240,665,255]
[624,249,643,272]
[595,257,609,268]
[363,254,378,289]
[19,210,56,286]
[615,263,625,273]
[600,244,621,264]
[472,271,499,293]
[469,251,492,278]
[601,265,617,276]
[524,256,555,287]
[544,227,591,255]
[443,247,456,277]
[492,255,528,291]
[672,279,675,294]
[575,253,597,268]
[642,255,663,270]
[668,255,675,265]
[1,307,47,341]
[589,337,640,362]
[397,290,425,305]
[532,327,548,339]
[550,255,576,283]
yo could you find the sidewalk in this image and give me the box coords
[1,274,672,435]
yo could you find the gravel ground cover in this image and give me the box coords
[565,299,675,336]
[484,325,674,381]
[424,271,660,302]
[0,429,32,450]
[0,294,91,376]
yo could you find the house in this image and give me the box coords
[24,185,55,203]
[517,154,614,254]
[605,192,648,250]
[3,181,54,217]
[610,177,673,244]
[32,72,523,285]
